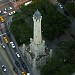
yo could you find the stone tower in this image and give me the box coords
[23,10,50,74]
[30,10,46,69]
[33,10,42,44]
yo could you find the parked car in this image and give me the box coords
[1,65,6,72]
[10,41,15,48]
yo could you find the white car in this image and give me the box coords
[1,65,6,72]
[57,3,63,9]
[3,11,7,14]
[8,11,15,16]
[8,7,12,10]
[0,10,2,14]
[1,43,5,49]
[4,8,7,11]
[8,12,13,15]
[10,41,15,48]
[59,4,63,9]
[27,73,30,75]
[15,52,20,58]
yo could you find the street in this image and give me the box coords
[0,1,32,75]
[0,45,15,75]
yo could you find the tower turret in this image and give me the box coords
[33,10,42,44]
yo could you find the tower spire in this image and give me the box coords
[33,10,41,20]
[33,10,42,44]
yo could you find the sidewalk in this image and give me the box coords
[15,0,28,5]
[0,2,10,8]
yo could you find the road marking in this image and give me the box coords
[0,46,16,75]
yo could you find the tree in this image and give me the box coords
[41,40,75,75]
[65,3,75,18]
[54,40,75,64]
[57,0,67,4]
[10,19,32,46]
[10,0,71,46]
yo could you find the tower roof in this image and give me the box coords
[33,10,41,20]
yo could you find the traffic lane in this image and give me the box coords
[10,34,33,75]
[1,24,27,73]
[0,45,16,75]
[0,0,9,3]
[6,33,29,71]
[2,27,27,75]
[0,57,4,75]
[0,59,11,75]
[0,23,22,75]
[0,56,9,75]
[0,15,21,75]
[0,65,5,75]
[1,11,31,74]
[0,23,6,33]
[0,67,3,75]
[8,43,25,74]
[16,46,32,75]
[4,16,13,28]
[3,17,32,74]
[0,35,20,75]
[7,33,28,73]
[0,48,15,75]
[1,42,20,75]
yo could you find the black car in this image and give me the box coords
[15,61,20,67]
[6,29,10,37]
[13,67,18,73]
[21,62,26,69]
[64,10,69,16]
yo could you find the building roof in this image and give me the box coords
[33,10,41,20]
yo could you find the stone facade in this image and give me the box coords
[23,10,50,70]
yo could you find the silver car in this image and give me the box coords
[1,65,6,72]
[57,2,64,9]
[1,43,5,49]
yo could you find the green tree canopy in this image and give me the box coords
[10,0,71,46]
[41,40,75,75]
[10,19,32,46]
[20,0,71,40]
[65,3,75,18]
